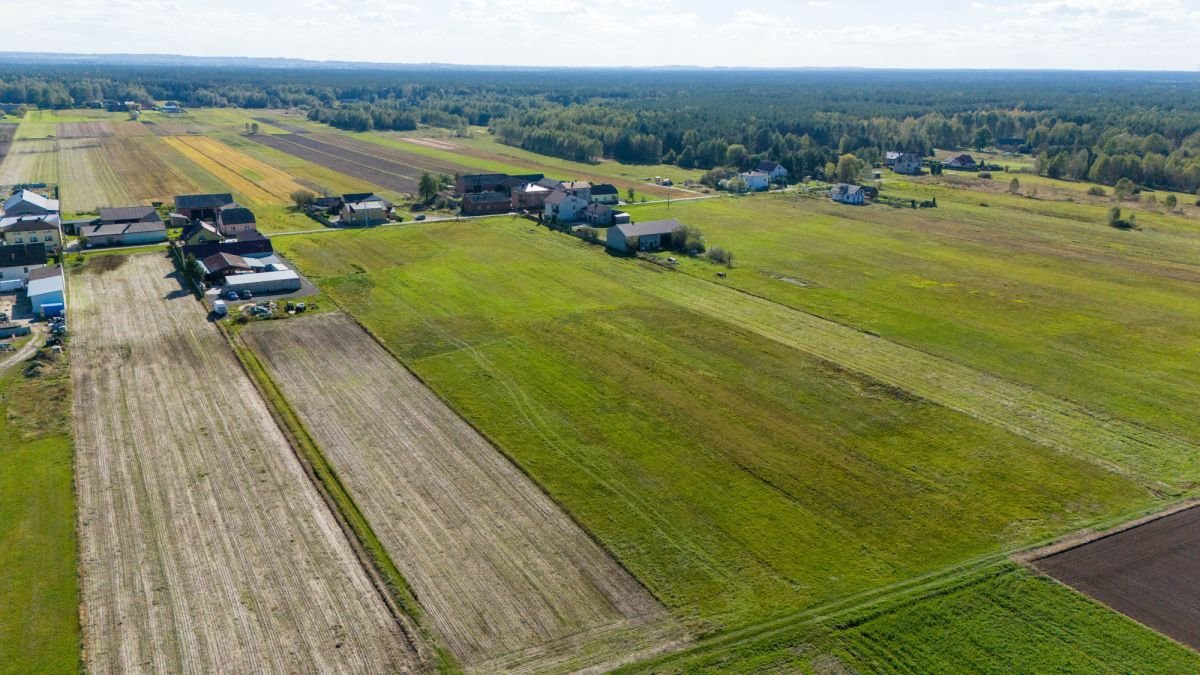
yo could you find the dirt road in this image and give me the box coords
[70,254,428,673]
[244,313,687,673]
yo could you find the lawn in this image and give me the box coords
[0,351,79,674]
[624,188,1200,462]
[274,218,1153,634]
[625,564,1200,673]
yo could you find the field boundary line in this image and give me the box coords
[313,307,694,644]
[221,326,448,672]
[1015,498,1200,564]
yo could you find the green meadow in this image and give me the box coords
[0,355,79,673]
[274,217,1157,635]
[626,186,1200,466]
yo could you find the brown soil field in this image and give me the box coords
[56,121,114,139]
[243,313,687,673]
[253,116,311,134]
[100,136,202,204]
[250,133,473,195]
[71,255,428,673]
[1035,505,1200,650]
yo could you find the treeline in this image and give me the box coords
[1,64,1198,191]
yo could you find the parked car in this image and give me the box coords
[240,290,253,300]
[415,214,426,221]
[225,290,239,301]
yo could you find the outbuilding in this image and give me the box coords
[222,270,302,295]
[26,265,65,317]
[606,219,683,253]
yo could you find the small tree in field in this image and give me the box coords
[1165,194,1177,209]
[250,122,260,134]
[626,187,636,202]
[418,172,440,203]
[1115,178,1136,200]
[290,189,316,209]
[1008,177,1020,194]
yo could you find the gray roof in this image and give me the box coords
[463,191,509,204]
[98,206,160,223]
[81,220,166,238]
[175,193,234,210]
[756,160,782,172]
[1,216,57,232]
[0,242,46,267]
[616,219,683,238]
[218,206,257,226]
[4,189,58,213]
[27,264,62,282]
[590,183,619,195]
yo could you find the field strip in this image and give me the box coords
[636,269,1199,487]
[71,255,427,673]
[58,138,135,212]
[161,135,305,204]
[243,313,688,671]
[300,132,472,176]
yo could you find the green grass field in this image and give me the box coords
[624,188,1200,467]
[625,564,1200,673]
[273,217,1159,636]
[0,352,79,674]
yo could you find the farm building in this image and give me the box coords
[832,184,866,205]
[0,242,46,283]
[945,154,978,170]
[606,219,684,253]
[462,191,511,216]
[0,322,31,339]
[216,206,258,236]
[182,230,274,261]
[456,174,510,195]
[3,190,59,218]
[544,191,589,224]
[174,193,234,221]
[500,174,546,191]
[590,183,619,205]
[755,161,789,183]
[223,269,302,295]
[511,183,554,211]
[740,171,771,191]
[26,265,64,317]
[340,194,391,226]
[200,252,253,282]
[894,153,923,175]
[0,216,62,251]
[80,220,166,248]
[98,205,161,227]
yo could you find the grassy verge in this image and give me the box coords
[224,330,458,672]
[0,347,80,673]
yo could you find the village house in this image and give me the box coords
[740,171,771,191]
[583,202,630,227]
[3,189,59,218]
[0,242,47,283]
[562,181,591,201]
[544,191,589,224]
[511,183,554,211]
[174,192,234,221]
[216,206,258,237]
[339,193,391,226]
[181,229,274,261]
[755,161,789,183]
[456,174,510,195]
[893,153,923,175]
[885,151,903,167]
[831,183,866,205]
[944,154,978,170]
[0,217,62,251]
[500,174,546,192]
[606,219,684,253]
[180,220,222,246]
[590,183,619,205]
[461,191,511,216]
[26,265,64,317]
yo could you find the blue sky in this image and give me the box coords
[8,0,1200,69]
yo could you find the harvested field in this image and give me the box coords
[71,254,427,673]
[253,116,311,134]
[1036,506,1200,650]
[99,136,202,205]
[0,124,16,164]
[58,138,134,212]
[56,121,114,139]
[250,132,473,195]
[162,134,307,205]
[243,313,685,672]
[0,139,58,186]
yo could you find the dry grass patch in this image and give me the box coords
[71,254,428,673]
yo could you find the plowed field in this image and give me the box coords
[71,254,428,673]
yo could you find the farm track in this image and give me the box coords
[71,255,427,673]
[249,132,472,195]
[638,270,1199,488]
[243,313,688,672]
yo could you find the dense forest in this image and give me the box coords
[1,63,1198,192]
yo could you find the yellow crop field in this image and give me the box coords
[161,135,306,205]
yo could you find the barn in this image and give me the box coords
[222,269,302,295]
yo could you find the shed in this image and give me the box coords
[606,219,683,253]
[222,270,302,295]
[27,265,65,316]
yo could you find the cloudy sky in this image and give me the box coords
[6,0,1200,70]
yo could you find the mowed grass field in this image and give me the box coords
[627,564,1200,673]
[626,188,1200,476]
[0,351,79,674]
[273,218,1155,636]
[57,138,135,213]
[0,139,58,186]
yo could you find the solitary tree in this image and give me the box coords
[1114,178,1136,200]
[835,154,864,184]
[1166,194,1178,209]
[972,127,993,151]
[626,187,636,202]
[290,189,316,209]
[250,122,260,135]
[418,172,440,203]
[1008,177,1020,194]
[1107,206,1122,227]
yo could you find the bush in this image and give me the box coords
[671,225,706,253]
[978,172,992,179]
[290,189,316,208]
[1165,194,1177,209]
[706,246,734,267]
[1087,186,1107,196]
